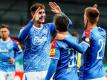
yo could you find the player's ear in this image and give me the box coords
[31,12,35,17]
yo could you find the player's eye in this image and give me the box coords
[1,31,7,33]
[39,12,42,14]
[39,11,45,14]
[43,11,45,14]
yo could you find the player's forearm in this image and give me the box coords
[60,12,72,28]
[64,36,88,54]
[18,21,33,41]
[45,59,58,80]
[15,51,23,61]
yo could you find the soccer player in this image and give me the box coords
[18,2,72,80]
[0,24,23,80]
[56,4,107,80]
[45,15,79,80]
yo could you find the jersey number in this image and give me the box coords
[68,49,77,67]
[97,39,104,59]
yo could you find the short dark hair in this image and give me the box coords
[30,3,45,12]
[85,6,100,24]
[0,24,9,30]
[54,15,69,32]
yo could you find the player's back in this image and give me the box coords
[80,27,106,79]
[54,36,78,80]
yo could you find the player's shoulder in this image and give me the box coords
[56,39,72,49]
[66,34,78,43]
[91,27,106,37]
[51,39,63,49]
[44,22,55,27]
[91,27,105,32]
[97,27,106,34]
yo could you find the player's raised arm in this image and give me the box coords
[18,7,41,41]
[49,2,62,14]
[49,2,72,28]
[18,21,33,41]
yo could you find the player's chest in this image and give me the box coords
[30,27,49,36]
[29,28,50,45]
[0,42,14,53]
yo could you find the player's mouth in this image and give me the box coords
[39,16,45,20]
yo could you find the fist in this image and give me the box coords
[9,57,15,64]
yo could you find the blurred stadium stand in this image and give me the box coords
[0,0,107,64]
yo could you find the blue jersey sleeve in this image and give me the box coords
[45,59,58,80]
[13,42,23,61]
[64,35,89,54]
[47,23,56,36]
[45,42,60,80]
[15,52,23,61]
[13,42,21,52]
[18,21,33,41]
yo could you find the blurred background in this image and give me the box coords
[0,0,107,73]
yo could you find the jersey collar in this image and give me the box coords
[0,37,11,43]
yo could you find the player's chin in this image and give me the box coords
[39,20,45,23]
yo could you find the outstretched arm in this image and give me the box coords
[64,35,89,54]
[55,34,89,54]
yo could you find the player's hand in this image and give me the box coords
[55,33,66,40]
[31,7,41,22]
[49,2,62,14]
[93,4,98,8]
[9,57,15,64]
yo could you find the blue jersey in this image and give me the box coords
[79,27,106,79]
[18,21,55,72]
[51,35,78,80]
[64,27,106,79]
[0,38,22,72]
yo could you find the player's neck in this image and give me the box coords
[2,37,9,41]
[58,31,69,35]
[87,23,97,29]
[34,22,43,28]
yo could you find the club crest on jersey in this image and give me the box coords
[85,37,90,42]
